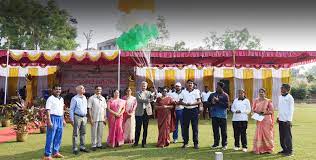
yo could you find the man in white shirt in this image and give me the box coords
[278,84,295,156]
[88,86,107,151]
[179,80,202,149]
[43,85,66,160]
[201,86,212,119]
[170,82,184,144]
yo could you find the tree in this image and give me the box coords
[156,15,169,43]
[306,74,315,83]
[305,65,316,77]
[173,41,188,51]
[83,30,93,50]
[147,15,171,51]
[203,28,262,50]
[0,0,78,50]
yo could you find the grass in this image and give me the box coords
[0,104,315,160]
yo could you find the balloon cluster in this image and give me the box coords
[116,23,159,51]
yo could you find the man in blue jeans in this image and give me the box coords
[170,82,184,143]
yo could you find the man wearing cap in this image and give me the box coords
[170,82,184,144]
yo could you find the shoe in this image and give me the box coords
[41,156,52,160]
[278,150,285,154]
[222,146,227,150]
[194,144,199,149]
[141,144,147,148]
[97,146,106,149]
[173,140,178,144]
[80,148,90,153]
[73,150,79,155]
[132,144,138,147]
[233,147,240,151]
[91,147,97,151]
[182,144,189,148]
[284,152,293,157]
[242,148,248,152]
[211,144,219,148]
[52,153,64,158]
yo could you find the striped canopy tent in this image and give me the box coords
[0,50,120,104]
[135,66,290,107]
[1,49,316,106]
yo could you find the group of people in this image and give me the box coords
[42,80,295,160]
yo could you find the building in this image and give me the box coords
[97,38,117,50]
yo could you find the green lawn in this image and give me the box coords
[0,104,315,160]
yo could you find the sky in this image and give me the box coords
[55,0,316,54]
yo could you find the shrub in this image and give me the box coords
[291,84,307,100]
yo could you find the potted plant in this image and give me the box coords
[33,97,47,133]
[13,105,36,142]
[37,107,47,133]
[0,104,17,127]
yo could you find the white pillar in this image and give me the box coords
[4,43,10,104]
[215,152,223,160]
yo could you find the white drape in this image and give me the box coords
[234,68,244,99]
[154,68,165,88]
[17,67,28,91]
[175,68,186,87]
[213,67,224,90]
[0,67,7,90]
[272,69,282,109]
[37,67,48,98]
[195,68,204,91]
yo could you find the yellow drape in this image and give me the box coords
[26,79,32,104]
[185,68,195,82]
[243,69,254,104]
[28,68,38,98]
[203,68,214,91]
[262,69,273,99]
[8,68,19,97]
[47,66,57,89]
[223,69,234,102]
[145,68,155,89]
[282,69,291,84]
[165,69,176,88]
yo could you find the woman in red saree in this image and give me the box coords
[252,88,274,154]
[122,88,137,144]
[155,88,176,148]
[107,90,126,148]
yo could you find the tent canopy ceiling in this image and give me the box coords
[1,50,316,68]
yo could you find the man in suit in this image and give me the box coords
[133,81,153,148]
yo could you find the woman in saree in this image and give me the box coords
[107,90,126,148]
[252,88,274,154]
[155,88,176,148]
[122,87,137,144]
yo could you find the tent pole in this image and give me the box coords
[4,40,10,104]
[118,50,121,91]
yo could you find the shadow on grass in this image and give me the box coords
[0,141,285,160]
